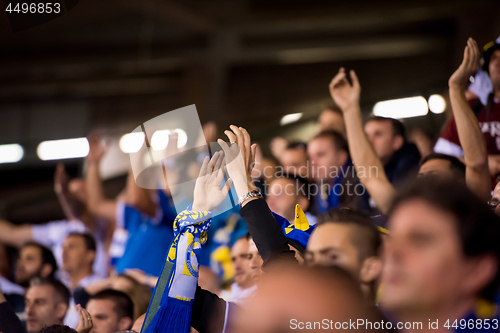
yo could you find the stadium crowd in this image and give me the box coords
[1,36,500,333]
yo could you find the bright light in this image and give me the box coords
[280,113,303,126]
[0,144,24,163]
[37,138,89,161]
[373,96,428,119]
[173,129,188,148]
[428,94,446,114]
[151,130,171,151]
[119,132,145,153]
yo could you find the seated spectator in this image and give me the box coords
[25,278,70,333]
[381,180,500,330]
[0,243,24,313]
[86,289,134,333]
[0,164,110,278]
[278,142,309,180]
[305,208,382,302]
[307,129,370,213]
[364,116,420,185]
[227,236,257,303]
[317,101,346,137]
[266,174,316,226]
[15,242,57,288]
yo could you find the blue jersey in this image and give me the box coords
[111,190,176,276]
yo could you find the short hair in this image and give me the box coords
[274,173,311,199]
[22,242,58,278]
[312,130,349,153]
[420,153,466,180]
[39,325,77,333]
[89,289,134,320]
[66,232,96,252]
[388,179,500,301]
[366,116,406,139]
[316,208,382,260]
[285,141,307,151]
[321,100,343,115]
[30,277,70,307]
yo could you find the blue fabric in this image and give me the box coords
[272,212,315,250]
[316,161,350,214]
[115,191,176,277]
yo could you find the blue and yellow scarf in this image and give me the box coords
[142,207,212,333]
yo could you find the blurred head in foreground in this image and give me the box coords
[234,263,386,333]
[382,180,500,324]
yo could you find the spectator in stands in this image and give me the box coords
[381,180,500,330]
[0,284,26,333]
[15,242,57,288]
[0,243,25,313]
[278,142,310,180]
[364,116,420,185]
[25,278,70,333]
[266,174,316,225]
[61,233,99,291]
[435,37,500,186]
[317,101,346,137]
[228,237,257,303]
[305,208,382,302]
[85,134,176,277]
[0,164,110,278]
[86,289,134,333]
[327,39,491,213]
[307,129,369,213]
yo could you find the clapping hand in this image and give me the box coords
[192,151,232,212]
[449,37,480,91]
[75,304,93,333]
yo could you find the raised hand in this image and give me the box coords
[75,304,93,333]
[53,163,69,195]
[86,132,106,164]
[217,125,258,199]
[328,67,361,112]
[449,37,480,90]
[192,151,232,212]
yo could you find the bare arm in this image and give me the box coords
[329,68,396,214]
[85,134,117,222]
[0,219,33,248]
[448,38,490,201]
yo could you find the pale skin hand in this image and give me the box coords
[217,125,258,206]
[328,67,361,113]
[192,151,232,212]
[75,304,93,333]
[449,38,480,90]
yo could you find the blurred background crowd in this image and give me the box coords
[1,1,500,333]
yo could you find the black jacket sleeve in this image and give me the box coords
[239,198,296,264]
[0,301,26,333]
[191,286,232,333]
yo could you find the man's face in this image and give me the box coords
[364,120,400,164]
[307,138,346,182]
[266,178,298,222]
[231,238,254,289]
[381,199,473,315]
[306,223,361,277]
[317,109,345,136]
[87,299,129,333]
[280,148,308,178]
[16,246,43,287]
[248,238,263,284]
[62,235,93,274]
[418,159,455,180]
[25,285,65,333]
[489,49,500,87]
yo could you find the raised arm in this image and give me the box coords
[329,68,396,214]
[0,219,32,248]
[218,125,295,263]
[448,38,490,201]
[85,134,117,221]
